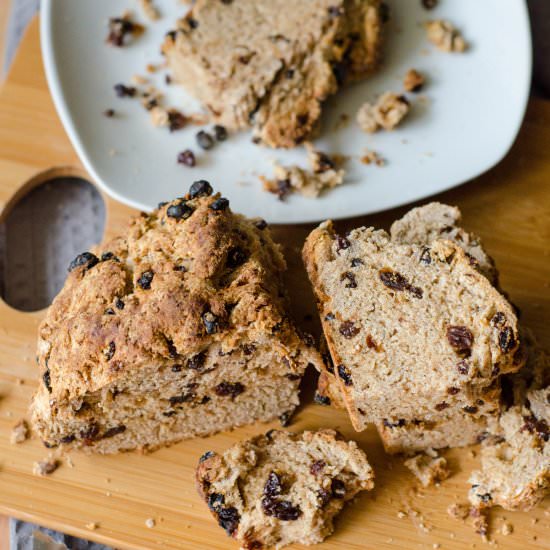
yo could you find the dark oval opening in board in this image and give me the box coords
[0,176,105,312]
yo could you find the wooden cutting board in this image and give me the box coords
[0,17,548,550]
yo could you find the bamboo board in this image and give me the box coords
[0,17,548,550]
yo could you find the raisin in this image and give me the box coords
[166,338,178,358]
[217,506,240,535]
[167,110,187,132]
[104,108,115,117]
[379,268,423,297]
[189,180,213,198]
[187,17,199,29]
[262,499,302,521]
[169,391,195,406]
[477,493,492,504]
[215,382,245,398]
[328,6,344,17]
[314,393,331,406]
[310,460,326,476]
[366,334,379,350]
[463,406,478,414]
[104,341,116,361]
[68,252,99,272]
[418,247,432,265]
[351,258,363,267]
[382,419,406,428]
[340,271,357,289]
[337,365,353,386]
[322,352,334,374]
[43,369,52,393]
[107,17,136,47]
[254,219,267,230]
[203,311,218,334]
[102,425,126,438]
[457,360,469,375]
[196,130,215,150]
[324,313,335,321]
[171,364,182,372]
[137,270,154,290]
[447,387,460,395]
[336,235,350,254]
[435,402,449,411]
[115,297,125,310]
[60,434,76,444]
[279,411,293,427]
[446,326,474,354]
[421,0,438,9]
[209,197,230,211]
[213,125,228,141]
[226,247,247,268]
[339,321,360,338]
[521,415,549,441]
[491,312,506,326]
[331,479,346,499]
[177,149,196,167]
[264,472,283,498]
[80,423,100,442]
[498,327,516,353]
[285,373,301,381]
[113,83,136,97]
[187,352,206,370]
[246,542,262,550]
[314,152,335,173]
[199,451,215,463]
[317,489,332,508]
[167,201,194,220]
[100,252,115,263]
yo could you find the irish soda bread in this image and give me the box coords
[303,218,522,430]
[196,429,374,548]
[468,338,549,511]
[31,182,321,453]
[162,0,383,148]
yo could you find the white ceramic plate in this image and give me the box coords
[41,0,531,224]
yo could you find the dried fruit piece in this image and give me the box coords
[447,326,474,353]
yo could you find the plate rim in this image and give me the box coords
[40,0,533,224]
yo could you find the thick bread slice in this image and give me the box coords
[31,183,321,453]
[196,429,374,549]
[303,220,522,430]
[162,0,382,148]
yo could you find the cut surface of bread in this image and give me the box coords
[196,429,374,549]
[162,0,382,148]
[31,183,321,453]
[468,341,549,511]
[303,220,522,430]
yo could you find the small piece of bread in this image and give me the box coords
[356,92,410,133]
[33,458,60,476]
[404,452,450,487]
[403,69,425,93]
[303,220,522,430]
[31,182,321,453]
[196,429,374,549]
[10,419,29,444]
[425,20,467,53]
[468,341,549,512]
[162,0,383,148]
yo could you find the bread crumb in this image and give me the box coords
[360,149,385,166]
[357,92,410,133]
[33,459,60,476]
[85,522,99,530]
[145,518,156,528]
[404,452,450,487]
[403,69,425,93]
[501,522,513,536]
[10,419,29,444]
[65,455,74,468]
[433,544,441,549]
[425,20,467,53]
[139,0,160,21]
[447,502,470,520]
[146,63,158,73]
[397,510,407,519]
[132,74,149,85]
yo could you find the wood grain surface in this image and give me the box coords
[0,17,548,550]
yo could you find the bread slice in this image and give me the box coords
[468,340,549,511]
[162,0,382,148]
[196,429,374,549]
[31,183,321,453]
[390,202,498,285]
[303,220,522,430]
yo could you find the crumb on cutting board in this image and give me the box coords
[404,451,450,487]
[10,419,29,444]
[33,458,60,476]
[139,0,161,21]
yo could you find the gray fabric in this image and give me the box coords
[0,178,105,311]
[10,520,111,550]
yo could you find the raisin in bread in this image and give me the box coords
[162,0,383,148]
[468,339,549,511]
[31,182,321,453]
[390,202,498,285]
[196,429,374,549]
[303,220,522,430]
